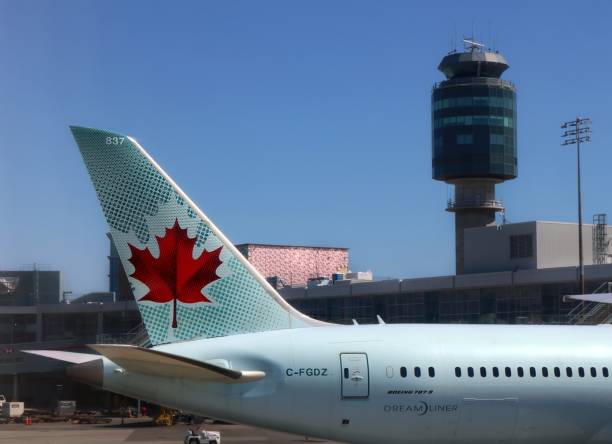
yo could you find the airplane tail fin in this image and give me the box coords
[70,126,324,346]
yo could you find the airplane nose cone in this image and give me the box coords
[66,358,103,387]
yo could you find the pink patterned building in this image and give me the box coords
[236,244,349,287]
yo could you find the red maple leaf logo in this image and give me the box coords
[127,219,222,329]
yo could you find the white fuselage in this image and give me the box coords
[99,324,612,443]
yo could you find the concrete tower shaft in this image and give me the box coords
[432,43,517,274]
[448,179,504,274]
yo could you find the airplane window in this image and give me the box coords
[554,367,561,377]
[344,368,349,379]
[591,367,597,377]
[505,367,511,377]
[603,367,609,378]
[566,367,573,377]
[414,367,421,378]
[455,367,461,377]
[492,367,499,377]
[480,367,487,377]
[529,367,536,377]
[400,366,407,378]
[428,367,435,377]
[517,367,524,378]
[542,367,549,377]
[386,366,394,378]
[578,367,585,378]
[468,367,474,377]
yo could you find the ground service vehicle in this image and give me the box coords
[184,428,221,444]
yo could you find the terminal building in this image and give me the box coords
[0,268,141,408]
[235,243,349,288]
[1,41,611,409]
[0,269,62,306]
[282,220,612,325]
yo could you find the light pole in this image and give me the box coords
[561,117,591,295]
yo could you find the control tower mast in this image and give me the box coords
[432,39,517,273]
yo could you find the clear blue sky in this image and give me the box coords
[1,0,611,296]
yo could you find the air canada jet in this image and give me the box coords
[26,127,612,443]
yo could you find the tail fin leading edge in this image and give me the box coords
[70,126,322,345]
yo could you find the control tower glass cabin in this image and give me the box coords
[432,42,517,273]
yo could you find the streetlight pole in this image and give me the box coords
[561,117,591,295]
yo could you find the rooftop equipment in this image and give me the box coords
[593,214,610,264]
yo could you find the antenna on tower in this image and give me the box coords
[471,20,474,45]
[463,37,485,52]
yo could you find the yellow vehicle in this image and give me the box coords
[154,407,176,426]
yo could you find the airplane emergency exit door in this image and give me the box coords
[340,353,369,398]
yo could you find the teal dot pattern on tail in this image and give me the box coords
[70,126,312,345]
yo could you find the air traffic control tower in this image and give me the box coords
[432,40,517,273]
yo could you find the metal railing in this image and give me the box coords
[447,198,504,211]
[434,78,515,89]
[566,282,612,325]
[95,322,151,348]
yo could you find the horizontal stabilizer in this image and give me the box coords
[89,344,265,384]
[22,349,101,364]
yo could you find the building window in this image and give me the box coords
[433,96,514,111]
[490,133,505,145]
[434,135,444,148]
[457,134,473,145]
[433,115,514,129]
[510,234,533,259]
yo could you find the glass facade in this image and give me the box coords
[288,281,597,326]
[433,96,514,111]
[434,115,514,129]
[510,234,534,258]
[42,313,99,342]
[0,271,61,306]
[457,134,473,145]
[0,314,37,343]
[0,305,142,346]
[432,81,517,181]
[109,237,136,302]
